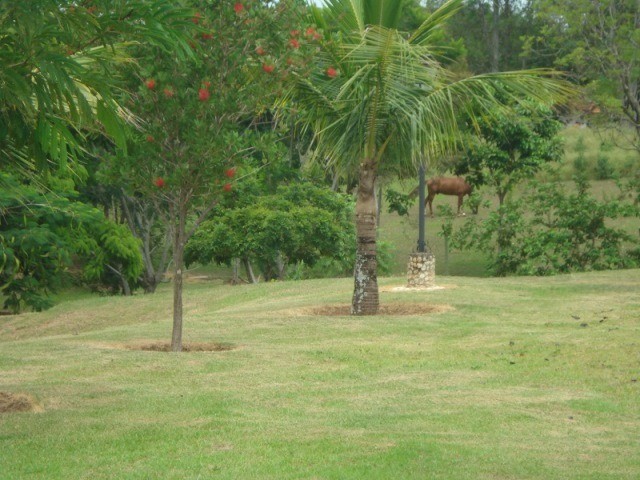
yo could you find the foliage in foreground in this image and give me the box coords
[0,0,194,179]
[0,174,143,312]
[455,101,564,205]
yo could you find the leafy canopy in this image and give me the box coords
[0,0,194,178]
[292,0,574,178]
[0,173,142,312]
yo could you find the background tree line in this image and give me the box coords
[1,1,638,324]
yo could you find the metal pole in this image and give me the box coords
[417,164,426,253]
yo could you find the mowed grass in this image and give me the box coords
[1,270,639,479]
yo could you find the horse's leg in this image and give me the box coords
[457,194,464,216]
[426,192,435,217]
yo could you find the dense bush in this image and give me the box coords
[185,183,356,281]
[0,175,143,312]
[452,177,640,276]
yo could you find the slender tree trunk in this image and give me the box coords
[444,234,450,276]
[243,258,258,284]
[352,159,379,315]
[275,252,287,280]
[105,264,132,296]
[232,258,240,284]
[498,189,506,206]
[490,0,500,72]
[331,172,340,191]
[171,202,187,352]
[121,277,132,296]
[120,192,172,294]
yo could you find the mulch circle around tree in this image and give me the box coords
[127,342,236,352]
[0,392,41,413]
[304,303,454,316]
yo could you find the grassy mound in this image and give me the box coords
[0,271,638,479]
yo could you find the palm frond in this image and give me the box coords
[408,0,464,45]
[287,0,576,177]
[317,0,364,33]
[362,0,405,29]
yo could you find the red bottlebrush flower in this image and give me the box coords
[313,32,322,41]
[305,27,315,37]
[288,39,300,49]
[202,32,213,40]
[163,88,174,98]
[262,63,275,73]
[255,46,266,56]
[234,2,243,13]
[326,67,338,78]
[192,12,201,24]
[225,167,236,178]
[154,177,165,188]
[223,183,232,192]
[203,81,211,88]
[198,88,210,101]
[145,79,156,90]
[290,29,300,37]
[146,135,154,143]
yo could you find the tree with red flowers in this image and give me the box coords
[106,0,311,351]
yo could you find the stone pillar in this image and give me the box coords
[407,250,436,288]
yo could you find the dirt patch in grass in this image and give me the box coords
[127,342,236,352]
[0,392,42,413]
[302,303,454,316]
[381,284,457,292]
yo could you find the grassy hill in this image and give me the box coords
[1,270,639,479]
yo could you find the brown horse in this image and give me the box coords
[426,177,472,216]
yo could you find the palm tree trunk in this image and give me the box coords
[351,159,379,315]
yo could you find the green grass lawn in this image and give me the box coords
[1,270,639,479]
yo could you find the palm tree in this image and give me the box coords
[289,0,574,315]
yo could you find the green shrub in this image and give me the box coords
[595,153,616,179]
[384,188,415,216]
[186,182,356,281]
[573,152,590,176]
[452,178,640,276]
[0,174,143,312]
